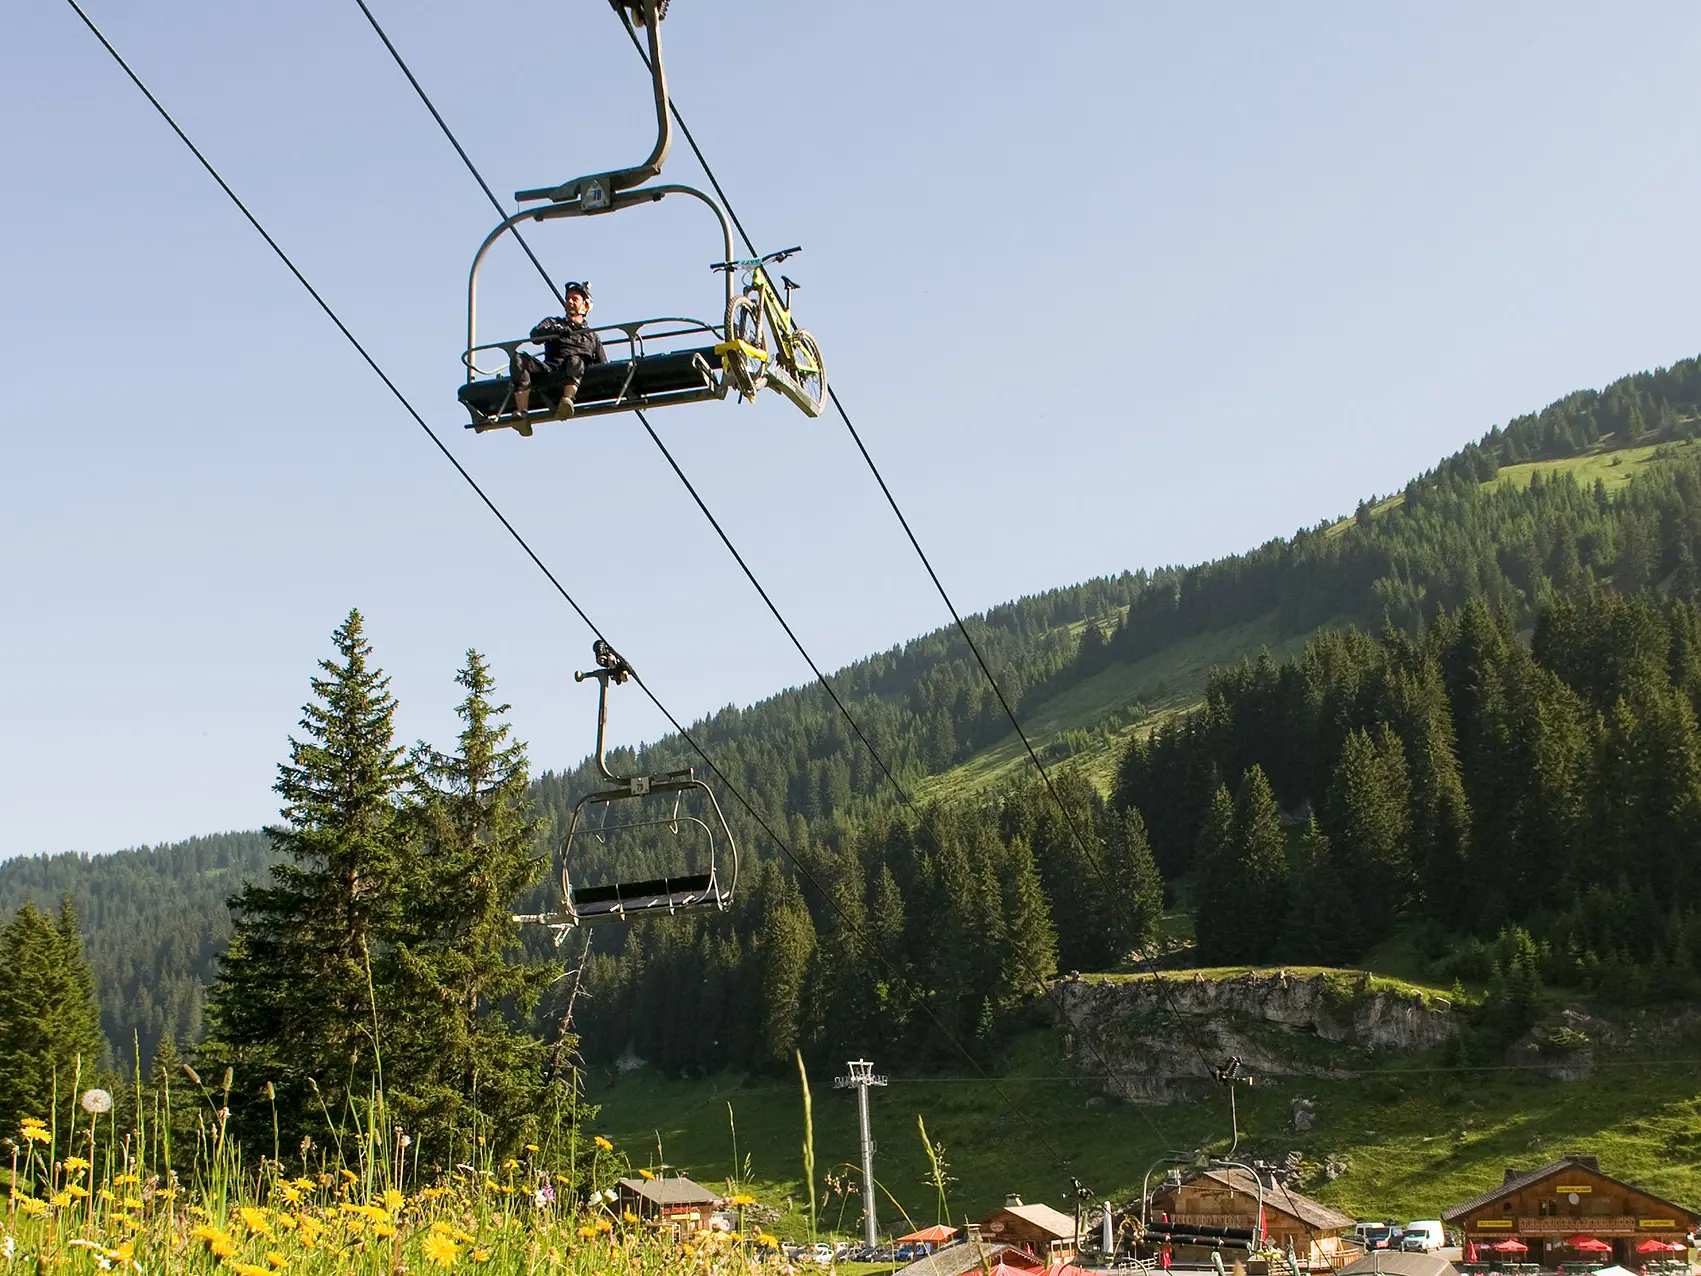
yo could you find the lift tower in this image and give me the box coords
[834,1060,887,1249]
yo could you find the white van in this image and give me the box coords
[1401,1221,1445,1253]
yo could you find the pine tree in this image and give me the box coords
[995,836,1057,1010]
[0,898,106,1132]
[1190,784,1238,963]
[1324,727,1412,953]
[202,610,413,1146]
[757,869,817,1068]
[1105,806,1165,956]
[1281,819,1353,963]
[1193,767,1289,964]
[391,650,551,1152]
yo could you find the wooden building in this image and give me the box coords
[615,1175,722,1238]
[979,1196,1079,1262]
[1442,1154,1699,1269]
[1148,1166,1355,1269]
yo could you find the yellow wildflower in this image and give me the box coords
[422,1231,459,1267]
[226,1263,272,1276]
[623,1210,639,1223]
[729,1194,755,1206]
[431,1221,456,1236]
[596,1217,612,1233]
[293,1176,316,1191]
[339,1169,358,1184]
[593,1136,613,1151]
[114,1173,139,1185]
[191,1224,238,1258]
[65,1183,89,1198]
[523,1144,539,1154]
[382,1188,404,1214]
[49,1191,72,1208]
[17,1195,49,1217]
[123,1196,144,1209]
[373,1221,398,1238]
[576,1225,597,1238]
[637,1168,654,1181]
[64,1156,90,1171]
[112,1241,135,1263]
[502,1159,519,1170]
[20,1124,50,1144]
[278,1182,302,1204]
[472,1248,490,1263]
[240,1205,274,1238]
[266,1253,288,1269]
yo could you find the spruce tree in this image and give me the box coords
[203,609,413,1147]
[995,836,1057,1010]
[1190,784,1238,963]
[1324,726,1412,950]
[756,868,816,1068]
[391,650,551,1151]
[1105,806,1164,956]
[0,898,106,1132]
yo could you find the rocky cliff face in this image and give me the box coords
[1052,970,1456,1104]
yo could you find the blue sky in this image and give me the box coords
[3,2,1699,858]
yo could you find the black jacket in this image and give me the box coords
[529,316,608,370]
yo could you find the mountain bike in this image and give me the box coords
[713,246,827,416]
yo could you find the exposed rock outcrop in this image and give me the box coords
[1052,970,1455,1104]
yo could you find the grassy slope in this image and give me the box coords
[585,1016,1701,1240]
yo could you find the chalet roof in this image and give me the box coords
[1338,1254,1457,1276]
[1440,1157,1700,1225]
[986,1202,1078,1239]
[617,1175,720,1207]
[895,1240,1037,1276]
[1172,1167,1355,1234]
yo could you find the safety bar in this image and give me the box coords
[462,316,722,377]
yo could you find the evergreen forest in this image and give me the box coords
[6,355,1701,1148]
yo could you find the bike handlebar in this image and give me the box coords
[710,245,802,272]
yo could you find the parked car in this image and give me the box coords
[1355,1223,1394,1251]
[1402,1221,1446,1253]
[809,1243,834,1266]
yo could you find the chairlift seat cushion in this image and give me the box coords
[459,347,720,419]
[570,873,728,922]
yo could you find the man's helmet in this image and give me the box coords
[564,280,593,302]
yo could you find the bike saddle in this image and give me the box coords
[781,275,801,292]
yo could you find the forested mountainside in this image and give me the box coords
[6,355,1701,1074]
[0,833,277,1068]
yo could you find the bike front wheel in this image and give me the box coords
[789,329,826,417]
[727,296,768,397]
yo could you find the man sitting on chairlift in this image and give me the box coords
[510,280,608,420]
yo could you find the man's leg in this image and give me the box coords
[510,351,540,417]
[553,355,587,419]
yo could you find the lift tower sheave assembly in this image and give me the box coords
[834,1060,887,1249]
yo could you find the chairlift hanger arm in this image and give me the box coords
[516,0,672,206]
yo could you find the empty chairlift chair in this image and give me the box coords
[514,641,737,940]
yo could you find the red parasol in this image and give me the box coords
[1636,1240,1687,1254]
[897,1225,959,1245]
[1488,1239,1529,1253]
[1565,1237,1612,1253]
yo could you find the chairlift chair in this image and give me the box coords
[513,641,738,941]
[456,0,770,435]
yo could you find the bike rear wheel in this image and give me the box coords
[727,296,768,396]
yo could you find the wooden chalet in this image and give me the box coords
[614,1174,721,1238]
[1442,1154,1699,1269]
[979,1196,1080,1262]
[1148,1166,1356,1269]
